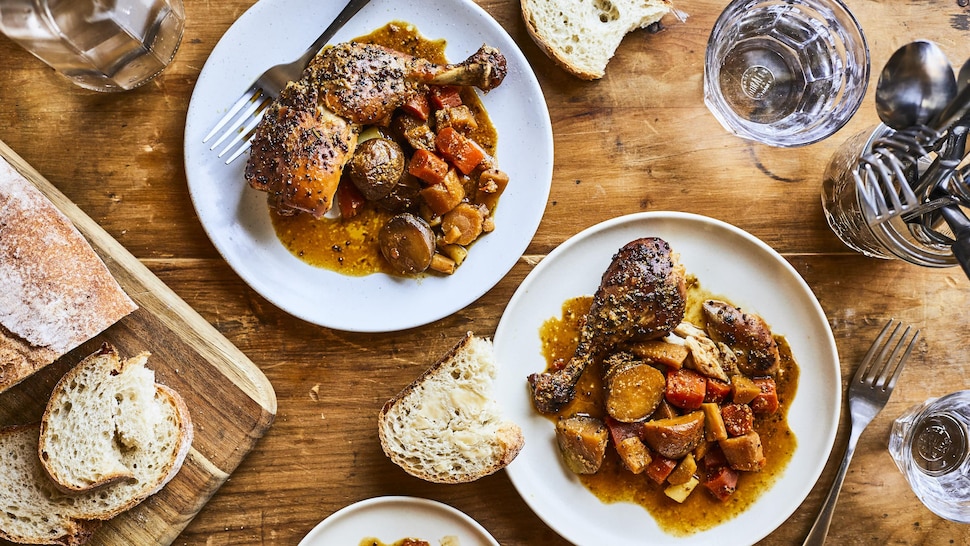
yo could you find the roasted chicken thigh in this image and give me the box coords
[245,41,507,218]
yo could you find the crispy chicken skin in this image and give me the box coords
[529,238,688,414]
[245,41,507,218]
[702,300,780,376]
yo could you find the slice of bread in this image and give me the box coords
[0,424,102,546]
[0,346,193,545]
[38,345,166,492]
[378,333,523,484]
[521,0,673,80]
[0,156,137,394]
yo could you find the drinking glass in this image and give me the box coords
[704,0,869,147]
[820,124,957,267]
[0,0,185,92]
[889,391,970,523]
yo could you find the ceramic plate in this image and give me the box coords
[183,0,552,331]
[298,496,499,546]
[493,212,841,546]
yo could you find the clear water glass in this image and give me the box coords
[704,0,869,147]
[889,391,970,523]
[820,124,957,267]
[0,0,185,92]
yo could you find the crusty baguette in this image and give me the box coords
[521,0,672,80]
[0,346,192,545]
[378,333,523,484]
[0,157,137,394]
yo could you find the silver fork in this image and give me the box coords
[855,126,942,226]
[202,0,372,164]
[802,319,920,546]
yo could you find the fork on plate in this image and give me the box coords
[801,319,920,546]
[202,0,372,164]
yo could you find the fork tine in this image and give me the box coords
[853,319,896,383]
[881,326,919,392]
[203,84,259,144]
[208,91,270,151]
[217,111,265,163]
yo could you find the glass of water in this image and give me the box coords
[704,0,869,147]
[0,0,185,92]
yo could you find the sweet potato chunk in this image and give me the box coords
[639,411,706,459]
[604,352,666,422]
[556,415,609,475]
[719,431,766,471]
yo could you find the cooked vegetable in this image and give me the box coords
[476,168,509,211]
[401,92,431,120]
[441,203,487,246]
[556,415,609,475]
[720,403,754,437]
[628,340,690,369]
[408,149,449,185]
[665,368,707,410]
[336,180,366,219]
[419,169,465,215]
[429,252,457,275]
[603,352,666,423]
[702,402,728,442]
[667,452,697,485]
[639,411,706,459]
[392,112,436,151]
[436,126,486,174]
[434,104,479,132]
[704,465,739,502]
[348,138,405,200]
[731,375,760,404]
[719,431,766,471]
[378,213,436,275]
[606,418,652,474]
[645,454,678,484]
[377,172,422,212]
[750,377,779,415]
[664,476,700,503]
[704,378,732,404]
[429,85,463,108]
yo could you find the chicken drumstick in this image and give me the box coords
[528,238,687,414]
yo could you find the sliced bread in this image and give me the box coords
[378,333,523,484]
[0,346,192,545]
[38,344,173,492]
[521,0,673,80]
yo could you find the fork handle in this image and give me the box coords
[802,424,864,546]
[298,0,373,64]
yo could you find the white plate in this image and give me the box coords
[493,211,841,546]
[298,496,499,546]
[183,0,552,332]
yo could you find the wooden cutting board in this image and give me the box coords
[0,139,277,545]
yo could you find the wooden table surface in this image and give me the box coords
[2,0,969,544]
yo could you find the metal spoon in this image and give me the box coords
[875,41,958,130]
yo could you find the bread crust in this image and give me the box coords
[378,333,523,483]
[0,158,137,394]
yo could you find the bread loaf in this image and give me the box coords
[521,0,673,80]
[378,333,523,484]
[0,345,193,545]
[0,157,137,393]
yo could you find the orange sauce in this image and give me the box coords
[270,22,499,277]
[538,282,799,536]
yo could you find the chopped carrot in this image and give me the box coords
[750,377,779,415]
[408,149,449,185]
[429,85,463,109]
[441,203,485,245]
[720,403,754,437]
[645,454,678,484]
[419,169,465,215]
[435,127,486,174]
[665,368,707,410]
[703,466,739,502]
[401,92,431,121]
[704,378,733,404]
[336,180,365,219]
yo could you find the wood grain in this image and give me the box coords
[0,0,969,544]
